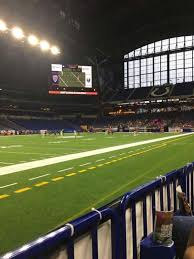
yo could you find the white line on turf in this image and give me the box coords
[0,133,192,176]
[29,174,50,181]
[95,159,105,162]
[58,167,74,173]
[0,183,18,189]
[79,163,91,167]
[109,156,116,159]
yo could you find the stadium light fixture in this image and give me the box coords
[28,35,39,46]
[0,20,7,32]
[40,40,50,51]
[11,27,24,39]
[51,46,60,55]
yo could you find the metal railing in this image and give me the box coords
[2,162,194,259]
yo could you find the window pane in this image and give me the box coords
[162,39,169,51]
[128,69,134,76]
[124,62,127,70]
[154,63,160,72]
[147,58,153,65]
[134,60,140,67]
[135,48,141,56]
[155,41,161,52]
[170,60,176,70]
[161,62,167,71]
[148,43,154,54]
[154,56,160,64]
[161,71,167,80]
[124,54,128,59]
[177,36,185,48]
[154,72,160,81]
[141,59,146,66]
[170,38,176,50]
[177,69,184,83]
[177,59,184,69]
[185,36,193,47]
[177,52,184,60]
[170,53,176,61]
[141,66,146,74]
[161,55,167,63]
[141,45,147,55]
[185,58,192,68]
[135,67,140,75]
[128,61,134,68]
[185,50,192,59]
[129,51,134,58]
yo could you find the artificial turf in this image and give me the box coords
[0,132,194,254]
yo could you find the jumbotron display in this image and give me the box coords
[49,64,97,95]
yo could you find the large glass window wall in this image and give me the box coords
[124,36,194,89]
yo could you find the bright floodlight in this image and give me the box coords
[51,46,60,55]
[12,27,24,39]
[28,35,39,46]
[0,20,7,31]
[40,40,50,51]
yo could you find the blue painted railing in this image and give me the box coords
[2,162,194,259]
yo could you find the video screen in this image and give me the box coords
[49,64,97,95]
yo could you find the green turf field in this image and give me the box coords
[0,132,194,254]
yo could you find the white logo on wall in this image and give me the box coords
[51,64,62,72]
[150,86,170,97]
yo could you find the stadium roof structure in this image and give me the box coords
[2,0,194,59]
[1,0,194,93]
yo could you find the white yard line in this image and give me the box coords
[109,156,116,159]
[29,174,50,181]
[95,159,105,162]
[0,133,192,176]
[58,167,74,173]
[79,163,91,167]
[0,183,18,189]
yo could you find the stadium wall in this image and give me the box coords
[2,163,194,259]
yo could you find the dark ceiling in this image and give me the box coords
[0,0,194,92]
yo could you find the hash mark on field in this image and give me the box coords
[95,159,105,162]
[66,173,77,177]
[97,164,104,167]
[35,182,49,187]
[119,153,125,156]
[109,156,116,159]
[15,187,31,193]
[0,194,9,199]
[0,183,18,189]
[52,177,64,182]
[79,169,87,173]
[29,174,50,181]
[128,151,133,154]
[79,163,91,167]
[88,167,96,170]
[58,167,74,173]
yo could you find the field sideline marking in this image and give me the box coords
[0,183,18,189]
[0,133,193,176]
[29,174,50,181]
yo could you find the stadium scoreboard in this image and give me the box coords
[49,64,97,95]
